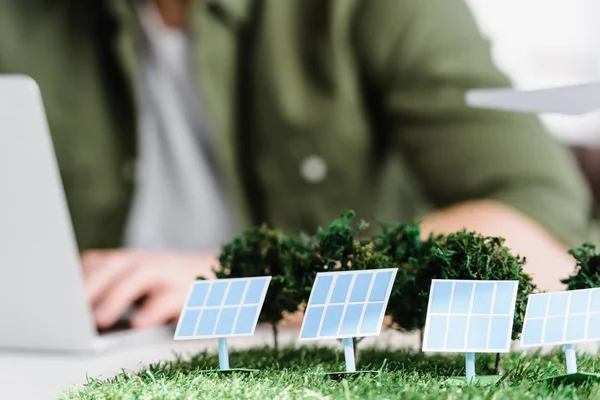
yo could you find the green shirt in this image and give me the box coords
[0,0,596,250]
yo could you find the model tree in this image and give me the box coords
[422,230,537,373]
[278,232,323,317]
[373,221,438,336]
[315,210,394,354]
[217,224,318,350]
[562,243,600,289]
[315,210,393,274]
[316,210,366,270]
[377,227,535,372]
[429,232,535,331]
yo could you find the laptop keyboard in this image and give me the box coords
[97,317,132,335]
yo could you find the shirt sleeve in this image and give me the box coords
[352,0,595,248]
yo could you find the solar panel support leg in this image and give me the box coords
[564,343,577,374]
[218,337,230,370]
[465,352,475,381]
[343,338,356,372]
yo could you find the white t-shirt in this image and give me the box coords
[124,2,235,251]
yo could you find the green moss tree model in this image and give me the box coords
[217,211,538,372]
[316,210,366,270]
[373,221,437,333]
[422,230,537,373]
[315,210,394,353]
[315,210,393,275]
[427,232,536,337]
[562,243,600,289]
[217,225,319,349]
[377,227,535,372]
[279,232,322,314]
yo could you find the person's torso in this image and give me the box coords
[0,0,426,249]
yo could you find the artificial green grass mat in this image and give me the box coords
[60,346,600,399]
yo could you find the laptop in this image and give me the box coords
[0,75,174,352]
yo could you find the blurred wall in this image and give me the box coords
[466,0,600,146]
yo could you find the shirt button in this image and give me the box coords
[300,155,328,183]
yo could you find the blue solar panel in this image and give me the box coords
[174,277,271,340]
[591,290,600,312]
[472,282,494,314]
[298,268,398,340]
[234,305,260,335]
[521,288,600,347]
[423,279,518,353]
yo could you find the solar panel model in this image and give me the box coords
[521,288,600,383]
[299,268,398,373]
[423,279,519,384]
[174,276,272,371]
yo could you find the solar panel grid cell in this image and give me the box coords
[423,280,519,353]
[174,277,271,340]
[521,288,600,347]
[298,268,398,340]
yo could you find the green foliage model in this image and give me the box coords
[373,221,437,332]
[374,225,537,339]
[316,210,363,270]
[278,232,322,311]
[316,210,393,273]
[216,210,538,359]
[377,229,537,374]
[217,225,319,348]
[562,243,600,290]
[423,231,536,340]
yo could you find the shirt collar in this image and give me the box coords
[205,0,257,29]
[109,0,257,29]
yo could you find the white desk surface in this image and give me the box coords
[1,325,596,400]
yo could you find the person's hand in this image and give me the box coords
[81,249,219,330]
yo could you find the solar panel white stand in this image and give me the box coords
[218,338,230,370]
[343,338,356,372]
[423,279,519,385]
[174,276,272,373]
[465,352,475,381]
[564,344,577,375]
[298,268,398,377]
[521,288,600,384]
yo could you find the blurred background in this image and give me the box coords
[466,0,600,206]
